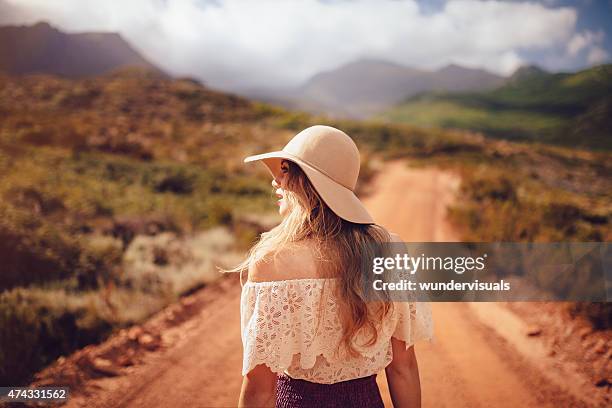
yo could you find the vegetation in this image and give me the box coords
[0,66,609,385]
[0,68,283,385]
[378,64,612,150]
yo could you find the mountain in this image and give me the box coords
[0,21,163,77]
[243,59,506,118]
[379,64,612,150]
[293,59,428,117]
[507,64,549,83]
[432,63,507,91]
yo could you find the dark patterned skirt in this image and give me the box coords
[275,373,384,408]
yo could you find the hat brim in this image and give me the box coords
[244,151,375,225]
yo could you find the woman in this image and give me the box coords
[234,125,433,407]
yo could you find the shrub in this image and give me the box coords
[5,186,65,215]
[543,202,582,229]
[0,204,119,291]
[75,235,123,289]
[463,173,517,202]
[0,204,81,290]
[57,86,101,109]
[207,198,234,226]
[141,164,201,195]
[0,288,113,385]
[19,123,89,151]
[96,140,153,161]
[154,169,196,194]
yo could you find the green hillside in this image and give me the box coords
[379,64,612,150]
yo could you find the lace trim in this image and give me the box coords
[240,278,434,383]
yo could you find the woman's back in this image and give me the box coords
[240,240,433,384]
[237,125,432,406]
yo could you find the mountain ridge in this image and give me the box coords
[243,58,506,118]
[0,21,164,78]
[379,63,612,150]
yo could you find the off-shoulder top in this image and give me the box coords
[240,277,434,384]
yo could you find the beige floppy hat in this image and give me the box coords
[244,125,374,224]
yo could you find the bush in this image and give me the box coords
[0,204,119,291]
[0,204,81,290]
[463,173,517,202]
[76,236,123,289]
[5,186,65,215]
[543,202,582,229]
[96,140,153,161]
[57,86,101,109]
[0,288,113,385]
[141,164,202,195]
[154,169,196,194]
[207,198,233,226]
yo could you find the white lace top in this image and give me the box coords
[240,277,434,384]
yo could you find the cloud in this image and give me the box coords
[1,0,581,89]
[587,46,609,64]
[567,29,605,57]
[565,28,609,66]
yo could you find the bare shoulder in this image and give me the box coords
[247,241,319,282]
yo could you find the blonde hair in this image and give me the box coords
[229,160,394,356]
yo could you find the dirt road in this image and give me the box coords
[363,162,566,408]
[64,161,585,408]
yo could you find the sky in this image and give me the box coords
[1,0,610,91]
